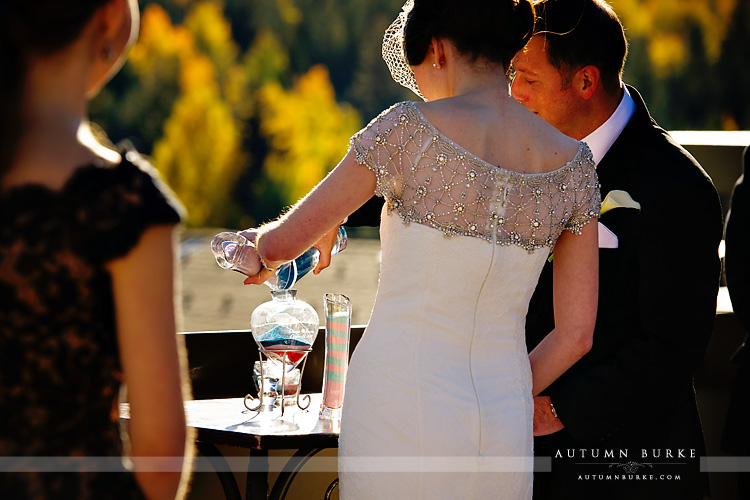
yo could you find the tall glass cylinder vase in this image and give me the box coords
[320,293,351,420]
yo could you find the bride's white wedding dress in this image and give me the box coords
[338,102,599,499]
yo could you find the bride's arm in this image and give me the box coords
[243,149,377,283]
[529,221,598,396]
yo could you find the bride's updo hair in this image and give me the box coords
[0,0,110,175]
[404,0,535,69]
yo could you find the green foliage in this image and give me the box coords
[242,30,291,98]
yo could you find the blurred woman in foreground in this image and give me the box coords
[0,1,192,498]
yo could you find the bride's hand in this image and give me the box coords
[235,228,275,285]
[533,396,565,436]
[243,265,275,285]
[312,225,342,275]
[238,228,258,242]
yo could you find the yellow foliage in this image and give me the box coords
[134,2,249,226]
[130,2,240,92]
[180,52,219,93]
[721,114,740,131]
[259,65,361,204]
[128,4,194,83]
[276,0,303,25]
[243,30,291,89]
[153,62,246,226]
[184,1,239,78]
[647,33,687,78]
[612,0,738,75]
[224,65,254,120]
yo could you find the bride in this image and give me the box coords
[243,0,600,497]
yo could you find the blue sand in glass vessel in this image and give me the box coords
[255,325,312,349]
[273,249,316,289]
[266,226,347,290]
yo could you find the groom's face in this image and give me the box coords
[511,36,582,139]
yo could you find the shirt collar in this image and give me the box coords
[582,84,635,166]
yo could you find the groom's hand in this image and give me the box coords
[533,396,564,436]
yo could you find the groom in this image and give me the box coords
[513,0,722,498]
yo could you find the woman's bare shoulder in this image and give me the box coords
[410,96,580,173]
[510,105,581,170]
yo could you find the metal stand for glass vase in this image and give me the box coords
[243,347,312,417]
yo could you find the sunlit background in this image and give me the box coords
[91,0,750,230]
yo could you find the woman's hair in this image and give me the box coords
[0,0,110,176]
[404,0,535,69]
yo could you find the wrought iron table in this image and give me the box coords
[121,394,339,500]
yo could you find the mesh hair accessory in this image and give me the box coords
[382,0,424,100]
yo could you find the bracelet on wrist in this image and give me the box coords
[550,402,558,419]
[259,258,277,273]
[254,235,277,272]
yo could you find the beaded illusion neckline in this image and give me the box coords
[351,102,601,252]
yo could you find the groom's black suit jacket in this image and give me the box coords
[724,146,750,353]
[721,146,750,457]
[525,86,723,499]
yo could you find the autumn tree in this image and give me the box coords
[258,65,361,205]
[230,30,293,228]
[613,0,737,76]
[611,0,742,129]
[141,2,246,227]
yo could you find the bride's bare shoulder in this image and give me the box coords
[510,106,581,167]
[410,97,581,172]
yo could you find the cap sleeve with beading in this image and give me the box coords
[350,102,413,202]
[563,145,601,235]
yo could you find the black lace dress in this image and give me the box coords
[0,149,184,499]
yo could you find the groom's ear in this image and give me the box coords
[575,65,601,101]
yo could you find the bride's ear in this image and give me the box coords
[430,38,447,70]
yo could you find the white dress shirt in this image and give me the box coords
[582,84,636,166]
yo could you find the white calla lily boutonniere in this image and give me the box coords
[548,189,641,261]
[597,190,641,249]
[600,189,641,215]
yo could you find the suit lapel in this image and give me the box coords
[595,85,653,193]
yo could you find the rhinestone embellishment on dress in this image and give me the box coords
[351,102,601,252]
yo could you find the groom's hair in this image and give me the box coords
[533,0,628,96]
